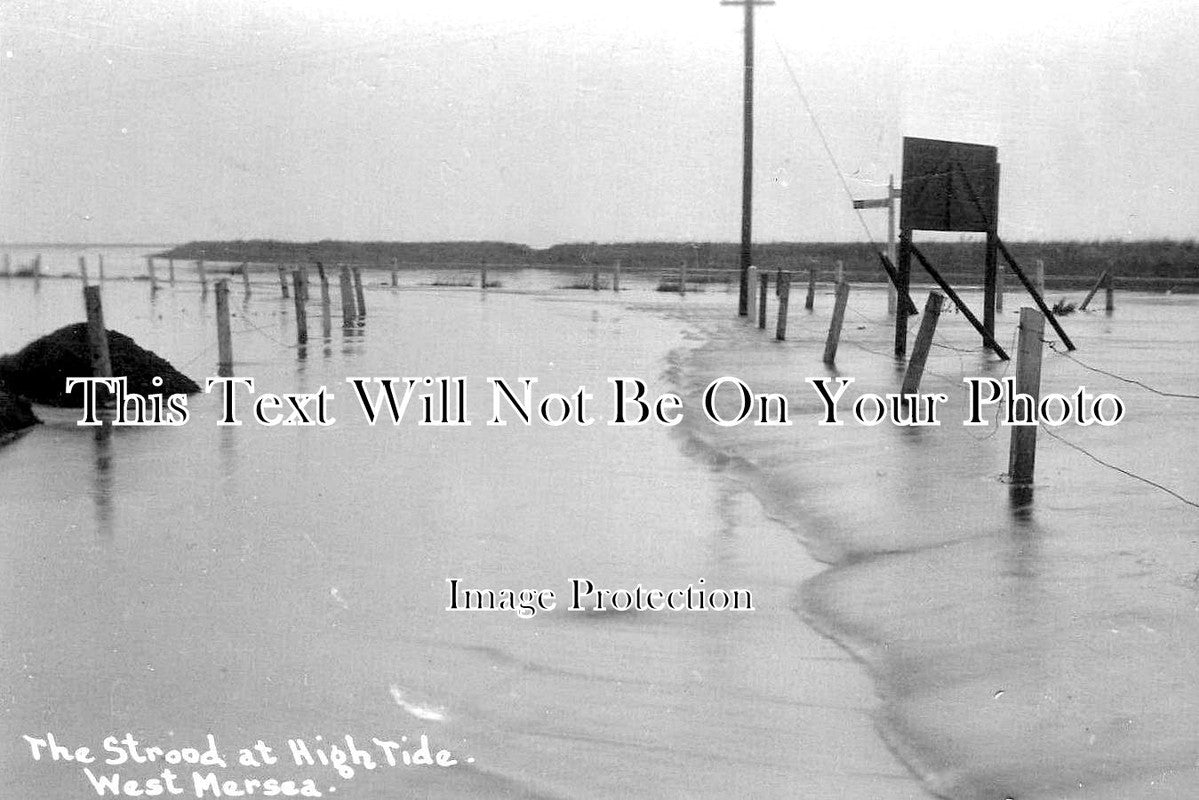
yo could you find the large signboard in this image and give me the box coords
[900,137,999,232]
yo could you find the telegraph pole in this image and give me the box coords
[722,0,774,317]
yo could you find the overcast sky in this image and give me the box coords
[2,0,1196,246]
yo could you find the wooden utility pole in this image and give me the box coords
[723,0,774,317]
[852,174,902,314]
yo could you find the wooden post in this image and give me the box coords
[241,262,251,294]
[391,257,399,287]
[745,266,758,323]
[983,230,998,343]
[804,267,816,310]
[292,271,308,344]
[299,263,310,302]
[909,242,1010,360]
[215,280,233,376]
[996,261,1005,312]
[33,254,42,278]
[612,260,621,293]
[1008,307,1044,485]
[758,272,768,329]
[168,258,176,284]
[835,259,844,284]
[339,266,356,325]
[901,292,944,395]
[822,281,850,363]
[886,174,897,316]
[775,271,791,341]
[197,260,208,293]
[1104,273,1115,313]
[481,259,489,290]
[146,256,158,292]
[352,267,366,316]
[83,285,113,381]
[1079,269,1110,311]
[1035,258,1046,296]
[78,256,89,285]
[317,262,330,306]
[679,258,687,296]
[277,263,289,298]
[98,254,105,283]
[591,263,599,291]
[895,230,912,357]
[994,238,1074,351]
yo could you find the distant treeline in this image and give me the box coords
[157,239,1198,289]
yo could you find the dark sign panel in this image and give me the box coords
[900,137,999,232]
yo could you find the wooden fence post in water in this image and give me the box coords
[215,280,233,376]
[197,260,208,293]
[1105,273,1115,313]
[97,254,105,283]
[277,264,289,298]
[292,271,308,344]
[83,285,113,382]
[775,272,792,341]
[901,292,944,395]
[316,262,330,306]
[481,259,488,290]
[591,263,599,291]
[995,263,1005,312]
[1008,308,1044,485]
[679,258,687,296]
[745,266,758,323]
[168,258,176,285]
[241,263,251,294]
[78,256,89,285]
[758,273,768,330]
[391,257,399,287]
[822,282,851,364]
[339,266,357,325]
[613,260,621,293]
[1035,258,1046,296]
[146,257,158,292]
[299,263,310,302]
[805,268,816,310]
[352,267,366,317]
[1079,269,1109,311]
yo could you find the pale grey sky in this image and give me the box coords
[2,0,1196,245]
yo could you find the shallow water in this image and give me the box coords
[672,285,1199,799]
[0,255,922,799]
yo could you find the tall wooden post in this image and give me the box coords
[758,272,768,329]
[996,261,1005,312]
[805,267,816,310]
[1104,273,1114,313]
[277,264,290,298]
[775,271,791,341]
[901,292,944,395]
[983,230,998,345]
[339,266,357,325]
[352,267,366,316]
[895,230,912,357]
[292,271,308,344]
[886,174,897,316]
[745,266,758,323]
[1008,308,1044,485]
[215,280,233,376]
[83,286,113,381]
[822,281,850,363]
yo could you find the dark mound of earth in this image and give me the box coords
[0,323,201,408]
[0,389,40,439]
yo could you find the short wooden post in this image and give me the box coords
[745,266,758,323]
[215,280,233,376]
[612,260,621,293]
[901,292,944,395]
[97,254,105,282]
[83,285,113,381]
[168,258,176,284]
[78,256,89,285]
[292,271,308,344]
[391,258,399,287]
[775,272,792,341]
[352,267,366,316]
[758,273,768,329]
[240,262,251,294]
[591,264,599,291]
[339,266,357,324]
[679,258,687,296]
[995,263,1005,311]
[277,263,289,298]
[197,260,208,293]
[1035,258,1046,296]
[822,281,851,363]
[33,254,42,278]
[1104,273,1114,313]
[481,259,489,290]
[146,256,158,292]
[805,268,816,310]
[1008,308,1044,485]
